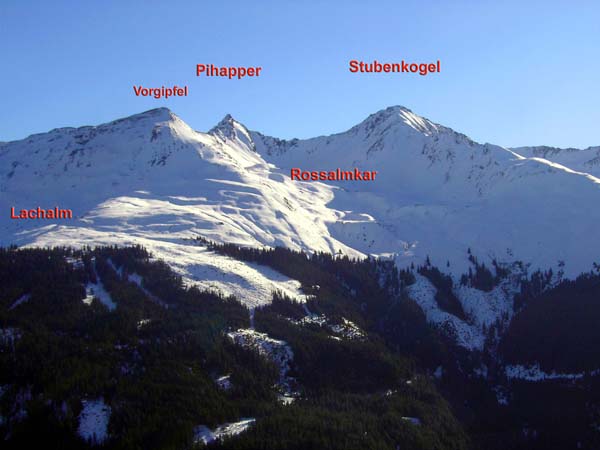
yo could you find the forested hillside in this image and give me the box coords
[0,246,468,450]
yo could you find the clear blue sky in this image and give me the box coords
[1,0,598,148]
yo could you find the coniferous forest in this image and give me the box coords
[2,244,600,449]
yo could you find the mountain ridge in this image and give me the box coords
[511,144,600,177]
[2,105,600,284]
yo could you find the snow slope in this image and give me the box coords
[512,145,600,177]
[407,275,484,350]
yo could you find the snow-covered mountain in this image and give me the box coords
[252,106,600,277]
[0,108,344,307]
[1,106,599,313]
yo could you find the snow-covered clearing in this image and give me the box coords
[194,418,255,445]
[78,398,111,444]
[215,375,232,390]
[83,281,115,311]
[401,417,422,426]
[227,328,297,402]
[505,364,600,381]
[454,276,519,330]
[83,259,116,310]
[291,312,366,340]
[407,275,484,350]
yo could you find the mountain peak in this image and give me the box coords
[351,105,438,137]
[209,114,254,149]
[211,113,238,130]
[109,107,175,126]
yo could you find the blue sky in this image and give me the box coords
[1,1,598,148]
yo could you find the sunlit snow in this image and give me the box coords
[193,418,255,445]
